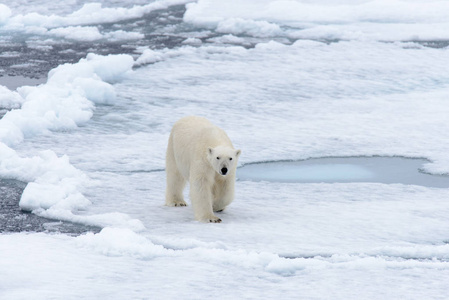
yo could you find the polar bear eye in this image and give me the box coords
[229,158,232,160]
[216,157,220,160]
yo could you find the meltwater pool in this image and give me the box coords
[237,157,449,188]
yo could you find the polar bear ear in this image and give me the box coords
[208,147,214,155]
[235,149,241,157]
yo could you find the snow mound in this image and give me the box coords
[77,228,170,258]
[216,18,282,38]
[1,53,133,146]
[0,53,143,231]
[0,3,11,24]
[0,86,24,109]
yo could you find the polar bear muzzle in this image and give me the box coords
[221,167,228,175]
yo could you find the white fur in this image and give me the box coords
[165,116,241,223]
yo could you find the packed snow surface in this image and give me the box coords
[1,0,449,299]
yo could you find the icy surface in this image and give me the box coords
[0,0,194,42]
[184,0,449,42]
[1,0,449,299]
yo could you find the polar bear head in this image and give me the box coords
[207,146,241,176]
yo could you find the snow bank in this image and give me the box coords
[184,0,449,41]
[74,227,316,276]
[370,244,449,261]
[134,47,191,65]
[206,34,249,46]
[47,26,103,41]
[76,228,449,278]
[134,45,246,66]
[0,86,23,109]
[38,210,146,231]
[0,145,70,183]
[216,18,282,38]
[77,228,170,258]
[0,145,90,210]
[0,53,144,230]
[1,53,133,146]
[0,3,11,24]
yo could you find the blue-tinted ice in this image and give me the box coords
[237,157,449,188]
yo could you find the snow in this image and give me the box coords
[216,18,283,38]
[2,0,449,299]
[0,53,141,231]
[128,40,449,173]
[0,86,23,109]
[0,3,10,24]
[184,0,449,41]
[31,24,144,43]
[48,26,101,42]
[6,1,192,28]
[0,53,134,146]
[0,0,194,42]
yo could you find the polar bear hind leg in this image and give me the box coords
[165,134,187,207]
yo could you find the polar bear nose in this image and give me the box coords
[221,167,228,175]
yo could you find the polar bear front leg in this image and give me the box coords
[213,179,235,212]
[190,175,222,223]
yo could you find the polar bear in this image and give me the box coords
[165,116,241,223]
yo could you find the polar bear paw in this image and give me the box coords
[208,217,222,223]
[166,199,187,207]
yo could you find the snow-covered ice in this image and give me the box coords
[184,0,449,42]
[0,0,193,42]
[1,0,449,299]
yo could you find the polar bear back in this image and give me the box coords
[170,116,234,179]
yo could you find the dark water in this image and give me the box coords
[237,157,449,188]
[0,75,46,90]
